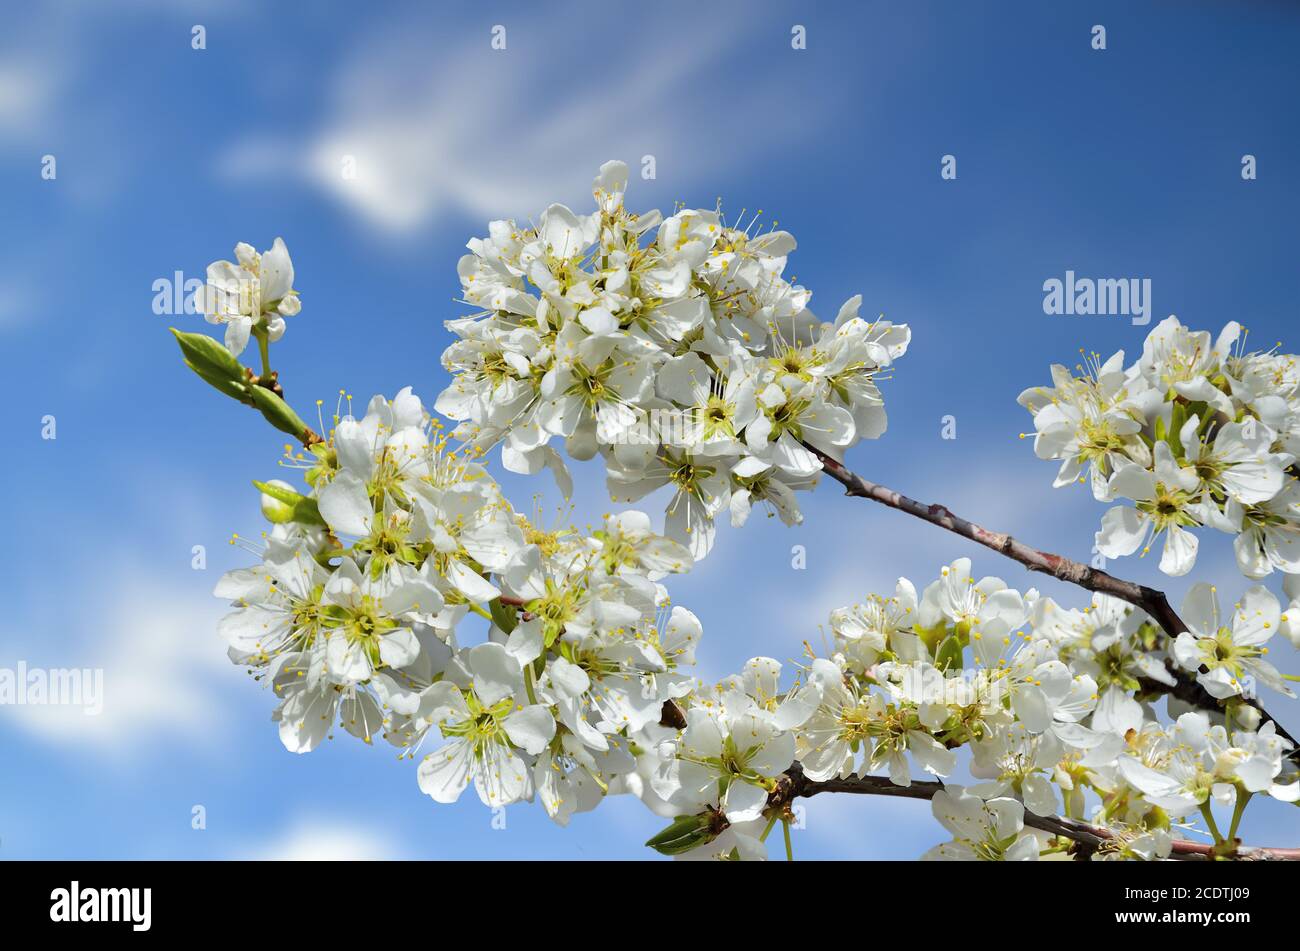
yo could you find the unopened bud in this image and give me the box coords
[260,479,298,523]
[645,812,719,856]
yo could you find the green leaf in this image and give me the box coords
[252,480,325,526]
[489,597,519,634]
[248,385,312,442]
[645,813,716,855]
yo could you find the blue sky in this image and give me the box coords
[3,0,1300,860]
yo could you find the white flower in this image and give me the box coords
[589,510,693,580]
[722,656,821,732]
[534,733,634,826]
[653,706,794,822]
[410,479,524,603]
[1095,443,1202,576]
[921,786,1039,861]
[416,643,555,807]
[608,448,731,560]
[536,328,656,456]
[1018,352,1155,500]
[823,304,910,439]
[1137,317,1238,416]
[1032,593,1171,689]
[1172,583,1294,699]
[1180,415,1286,506]
[918,557,1027,635]
[746,376,855,475]
[1227,481,1300,579]
[728,454,809,528]
[827,579,918,671]
[269,646,385,752]
[214,546,328,663]
[1024,318,1300,582]
[320,558,442,685]
[1115,713,1217,816]
[200,238,298,356]
[797,658,881,782]
[970,722,1066,817]
[316,387,429,538]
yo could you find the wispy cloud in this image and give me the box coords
[1,571,232,753]
[0,57,67,143]
[243,817,403,860]
[0,283,32,330]
[219,3,829,233]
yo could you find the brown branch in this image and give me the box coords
[1137,660,1229,712]
[808,447,1184,631]
[805,444,1300,757]
[769,764,1300,860]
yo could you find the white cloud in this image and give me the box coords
[219,4,828,233]
[0,58,65,141]
[245,817,402,860]
[0,283,32,331]
[1,571,233,754]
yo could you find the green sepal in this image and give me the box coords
[252,479,326,526]
[1142,805,1171,830]
[489,597,519,634]
[1166,402,1187,459]
[915,620,951,653]
[934,634,964,672]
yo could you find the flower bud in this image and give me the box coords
[645,812,719,856]
[260,479,298,523]
[252,480,325,527]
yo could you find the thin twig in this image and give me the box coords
[769,764,1300,860]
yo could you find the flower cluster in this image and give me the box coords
[640,557,1299,859]
[435,161,909,559]
[181,167,1300,862]
[216,385,702,824]
[1020,317,1300,578]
